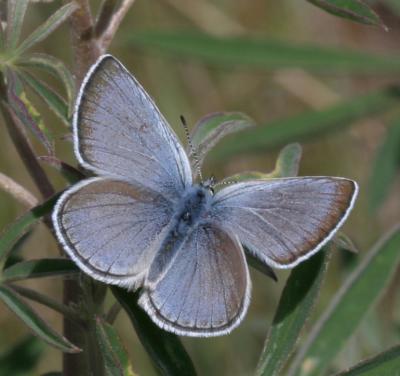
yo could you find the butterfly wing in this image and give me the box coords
[139,223,250,337]
[74,54,192,201]
[53,178,173,287]
[211,177,358,268]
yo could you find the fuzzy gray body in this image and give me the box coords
[147,185,213,283]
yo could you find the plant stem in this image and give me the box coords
[0,75,55,200]
[62,1,101,375]
[0,172,38,208]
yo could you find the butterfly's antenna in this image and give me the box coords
[180,115,203,182]
[215,179,238,188]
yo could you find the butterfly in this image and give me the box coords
[52,55,358,337]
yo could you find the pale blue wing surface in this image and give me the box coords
[211,177,358,268]
[74,55,192,201]
[53,178,173,287]
[140,223,251,337]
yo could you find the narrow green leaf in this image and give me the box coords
[5,0,29,50]
[189,112,255,170]
[14,2,78,57]
[112,287,197,376]
[245,252,278,282]
[2,258,78,282]
[265,143,302,178]
[17,53,76,115]
[9,284,80,321]
[0,194,59,266]
[220,143,302,185]
[0,285,80,353]
[20,72,69,126]
[368,118,400,212]
[288,225,400,376]
[335,344,400,375]
[256,250,330,376]
[129,32,400,73]
[211,88,400,160]
[95,316,135,376]
[333,232,359,253]
[306,0,387,29]
[38,156,85,184]
[0,336,43,376]
[6,69,54,154]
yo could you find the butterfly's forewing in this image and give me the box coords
[139,223,250,337]
[211,177,358,268]
[74,55,192,201]
[53,178,173,287]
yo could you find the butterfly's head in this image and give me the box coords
[201,176,216,194]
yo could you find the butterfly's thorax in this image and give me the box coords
[146,185,213,283]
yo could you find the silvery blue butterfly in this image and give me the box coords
[52,55,358,337]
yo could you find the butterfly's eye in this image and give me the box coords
[197,190,205,198]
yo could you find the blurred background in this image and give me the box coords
[0,0,399,375]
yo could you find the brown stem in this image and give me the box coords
[0,172,38,208]
[96,0,136,53]
[62,1,103,375]
[0,77,55,200]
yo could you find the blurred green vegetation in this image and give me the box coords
[0,1,399,375]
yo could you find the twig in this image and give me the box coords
[96,0,136,53]
[64,0,99,84]
[94,0,119,38]
[0,172,38,208]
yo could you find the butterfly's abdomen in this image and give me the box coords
[146,185,212,283]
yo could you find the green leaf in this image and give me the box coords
[38,156,85,184]
[17,53,76,115]
[189,112,255,171]
[0,336,43,376]
[368,118,400,212]
[256,250,330,376]
[288,225,400,376]
[112,287,197,376]
[129,32,400,73]
[211,88,400,160]
[2,258,78,282]
[333,232,359,253]
[95,316,135,376]
[5,0,29,50]
[0,285,80,353]
[306,0,386,29]
[6,69,54,154]
[0,193,59,267]
[13,2,79,57]
[265,143,302,178]
[245,252,278,282]
[335,344,400,375]
[219,143,302,185]
[20,72,69,126]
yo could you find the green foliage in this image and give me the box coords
[0,336,43,376]
[129,32,400,73]
[256,251,330,376]
[212,89,400,160]
[335,345,400,375]
[305,0,386,29]
[288,226,400,376]
[368,117,400,212]
[189,112,255,170]
[112,287,197,376]
[0,285,80,353]
[95,316,135,376]
[0,0,399,375]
